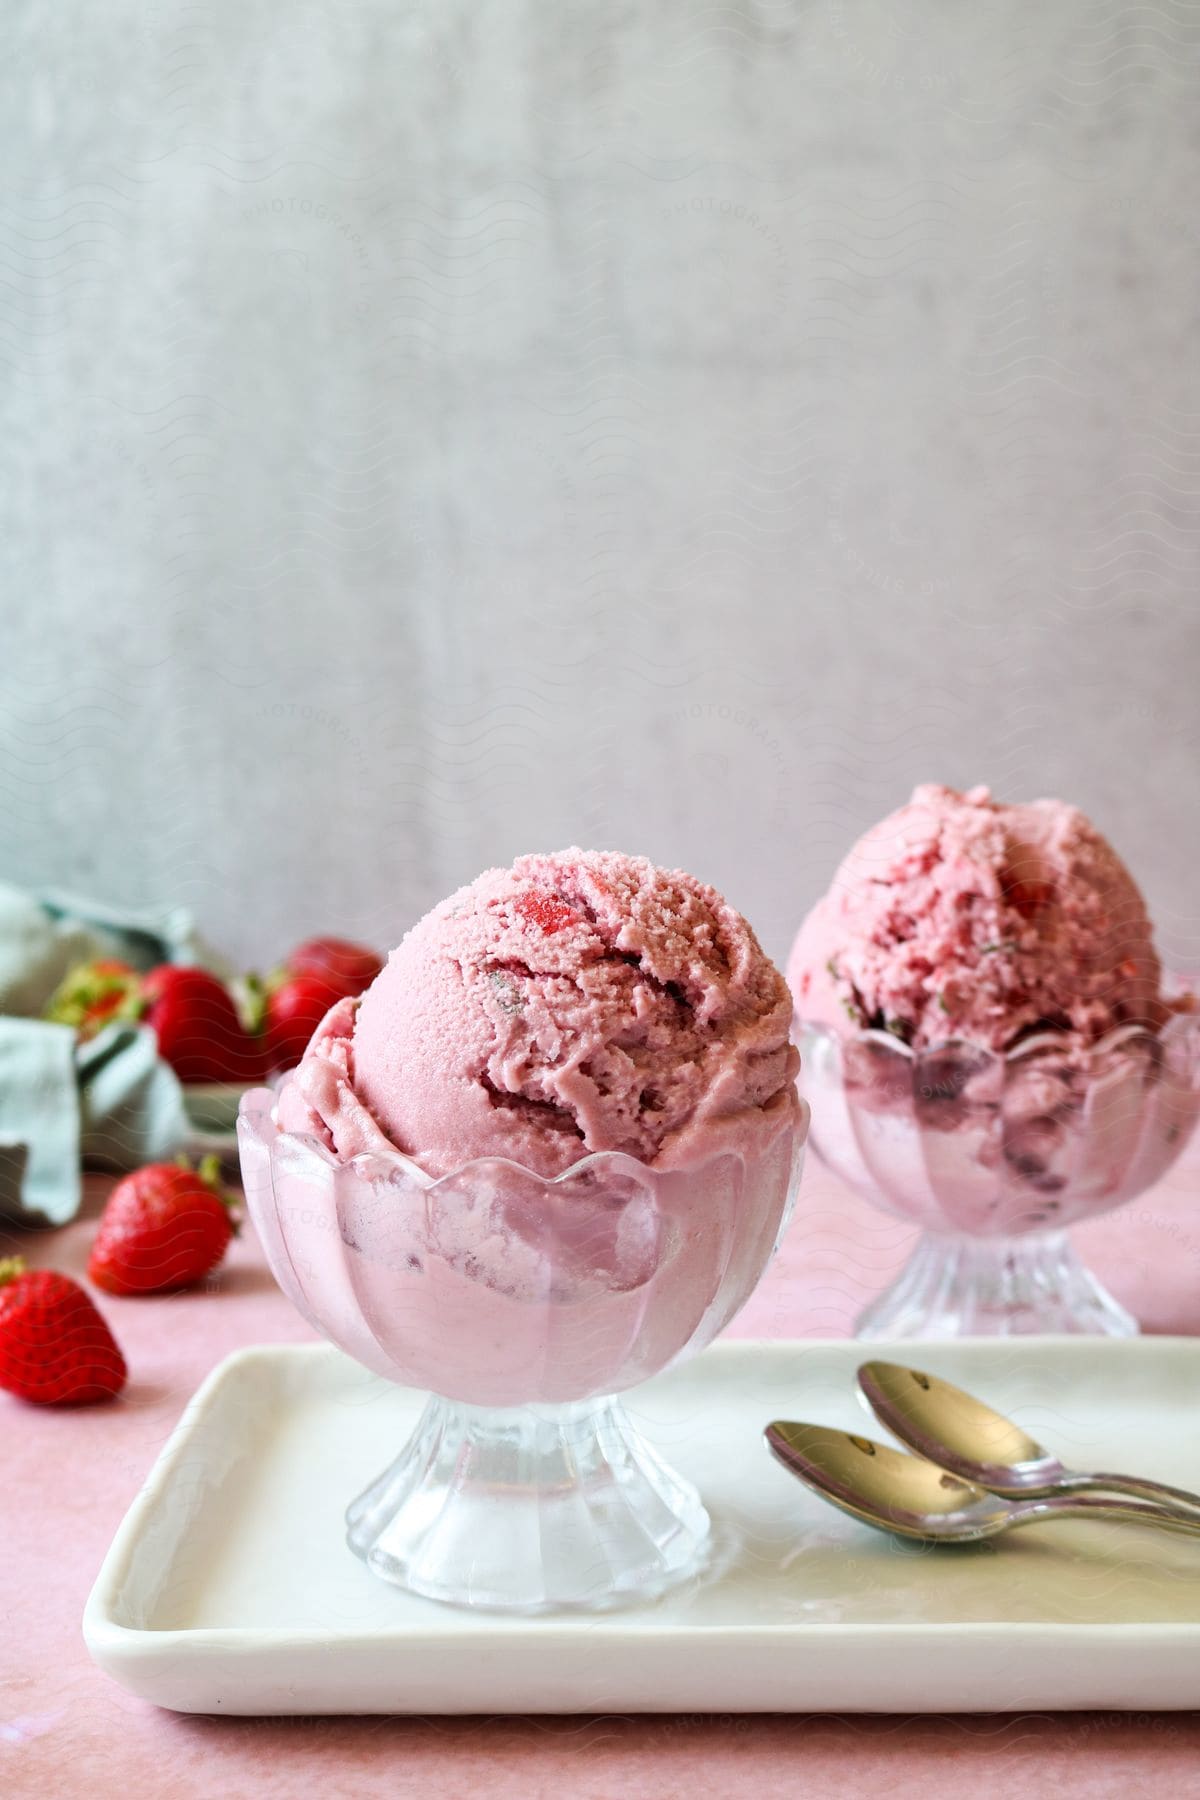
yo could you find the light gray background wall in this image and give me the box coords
[2,2,1198,971]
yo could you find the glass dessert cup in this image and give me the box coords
[798,1013,1200,1340]
[237,1091,807,1614]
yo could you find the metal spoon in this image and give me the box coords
[858,1359,1200,1516]
[763,1420,1200,1544]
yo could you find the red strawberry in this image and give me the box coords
[286,936,383,994]
[256,938,382,1072]
[88,1156,240,1296]
[140,966,267,1084]
[263,973,343,1073]
[44,957,141,1040]
[0,1258,127,1404]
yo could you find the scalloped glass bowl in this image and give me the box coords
[798,1011,1200,1339]
[237,1089,807,1613]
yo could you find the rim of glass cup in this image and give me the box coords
[795,1005,1200,1068]
[238,1084,809,1189]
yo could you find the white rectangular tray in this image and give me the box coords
[84,1338,1200,1713]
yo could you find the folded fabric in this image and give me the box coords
[0,884,211,1225]
[0,885,97,1019]
[38,887,209,979]
[0,1019,79,1225]
[78,1025,192,1177]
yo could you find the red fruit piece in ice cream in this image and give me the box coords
[508,890,579,934]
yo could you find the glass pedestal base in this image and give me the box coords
[346,1391,711,1614]
[855,1229,1139,1340]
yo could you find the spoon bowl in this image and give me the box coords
[764,1421,1014,1541]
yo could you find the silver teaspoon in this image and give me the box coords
[764,1420,1200,1545]
[858,1359,1200,1516]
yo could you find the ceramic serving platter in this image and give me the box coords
[83,1337,1200,1713]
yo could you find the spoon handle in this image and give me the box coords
[1067,1472,1200,1517]
[1014,1493,1200,1538]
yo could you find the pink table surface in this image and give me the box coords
[4,1145,1200,1800]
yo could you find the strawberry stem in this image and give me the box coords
[232,971,269,1035]
[193,1152,243,1235]
[44,959,142,1037]
[0,1255,27,1286]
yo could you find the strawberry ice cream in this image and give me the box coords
[247,850,805,1407]
[785,787,1199,1310]
[279,848,799,1176]
[788,784,1165,1053]
[241,859,808,1608]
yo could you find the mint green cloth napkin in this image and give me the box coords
[0,883,209,1226]
[0,1019,78,1225]
[77,1025,191,1176]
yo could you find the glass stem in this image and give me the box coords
[855,1229,1138,1339]
[346,1390,711,1612]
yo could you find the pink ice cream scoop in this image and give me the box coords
[787,784,1164,1053]
[251,849,804,1416]
[785,787,1197,1342]
[279,847,799,1177]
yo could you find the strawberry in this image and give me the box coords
[255,937,382,1072]
[140,966,267,1084]
[88,1156,240,1296]
[286,936,383,994]
[0,1258,127,1404]
[44,958,140,1040]
[263,973,343,1073]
